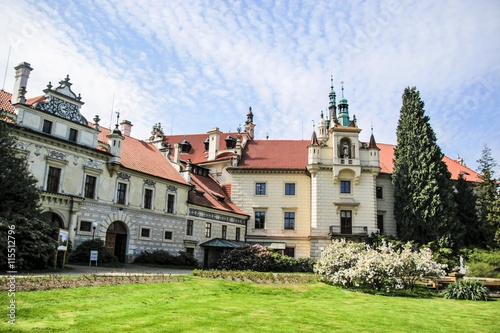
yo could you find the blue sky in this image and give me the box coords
[1,0,499,172]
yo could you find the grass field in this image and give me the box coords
[1,277,499,332]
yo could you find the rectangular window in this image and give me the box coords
[186,247,194,256]
[222,225,227,239]
[284,247,295,258]
[341,210,352,234]
[255,211,266,229]
[117,183,127,205]
[377,215,384,234]
[235,227,241,241]
[255,183,266,195]
[140,227,151,238]
[284,212,295,230]
[285,183,295,195]
[164,230,173,240]
[47,166,61,193]
[69,128,78,142]
[186,220,194,236]
[84,175,96,199]
[205,223,212,238]
[340,181,351,193]
[42,120,52,134]
[167,194,175,213]
[80,221,92,232]
[144,189,153,209]
[376,187,383,199]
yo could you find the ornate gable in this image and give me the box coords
[34,76,88,126]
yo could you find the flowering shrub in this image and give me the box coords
[314,239,446,291]
[314,239,365,287]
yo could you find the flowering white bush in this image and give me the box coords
[314,239,447,291]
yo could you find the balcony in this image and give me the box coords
[329,225,368,237]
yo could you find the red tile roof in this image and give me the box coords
[236,140,310,170]
[377,143,481,182]
[229,139,480,181]
[188,173,247,216]
[0,90,16,115]
[97,126,188,185]
[26,95,46,105]
[163,133,239,164]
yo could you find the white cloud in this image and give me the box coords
[0,0,499,170]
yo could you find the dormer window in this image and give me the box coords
[180,139,192,153]
[225,135,237,149]
[42,120,52,134]
[69,128,78,142]
[204,137,209,151]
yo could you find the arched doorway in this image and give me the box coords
[41,212,65,228]
[105,221,128,263]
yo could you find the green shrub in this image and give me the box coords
[217,245,315,272]
[467,262,500,279]
[69,239,118,265]
[133,250,198,267]
[464,249,500,278]
[443,280,489,301]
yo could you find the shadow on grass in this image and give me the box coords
[320,280,437,298]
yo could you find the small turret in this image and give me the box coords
[337,84,350,127]
[106,112,124,176]
[317,111,328,141]
[244,107,256,139]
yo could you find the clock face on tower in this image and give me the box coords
[58,103,69,115]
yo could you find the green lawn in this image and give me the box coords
[1,277,499,332]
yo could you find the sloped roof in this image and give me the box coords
[0,90,16,115]
[377,143,481,182]
[163,132,239,164]
[199,238,247,248]
[188,173,247,215]
[236,140,310,170]
[97,126,188,185]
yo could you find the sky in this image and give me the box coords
[1,0,499,172]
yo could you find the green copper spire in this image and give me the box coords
[328,75,337,124]
[329,75,336,108]
[337,83,350,126]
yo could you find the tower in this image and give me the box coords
[328,75,337,126]
[337,85,350,127]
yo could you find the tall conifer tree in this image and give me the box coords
[476,145,500,247]
[454,173,479,247]
[392,87,456,246]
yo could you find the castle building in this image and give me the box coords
[1,62,248,265]
[0,63,481,265]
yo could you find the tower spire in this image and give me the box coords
[328,74,337,125]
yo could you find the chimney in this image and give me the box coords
[207,127,222,161]
[174,143,181,164]
[12,62,33,104]
[120,120,133,136]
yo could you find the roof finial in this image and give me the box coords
[371,121,373,135]
[341,81,345,98]
[115,110,120,128]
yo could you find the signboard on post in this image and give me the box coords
[90,251,98,266]
[57,229,69,251]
